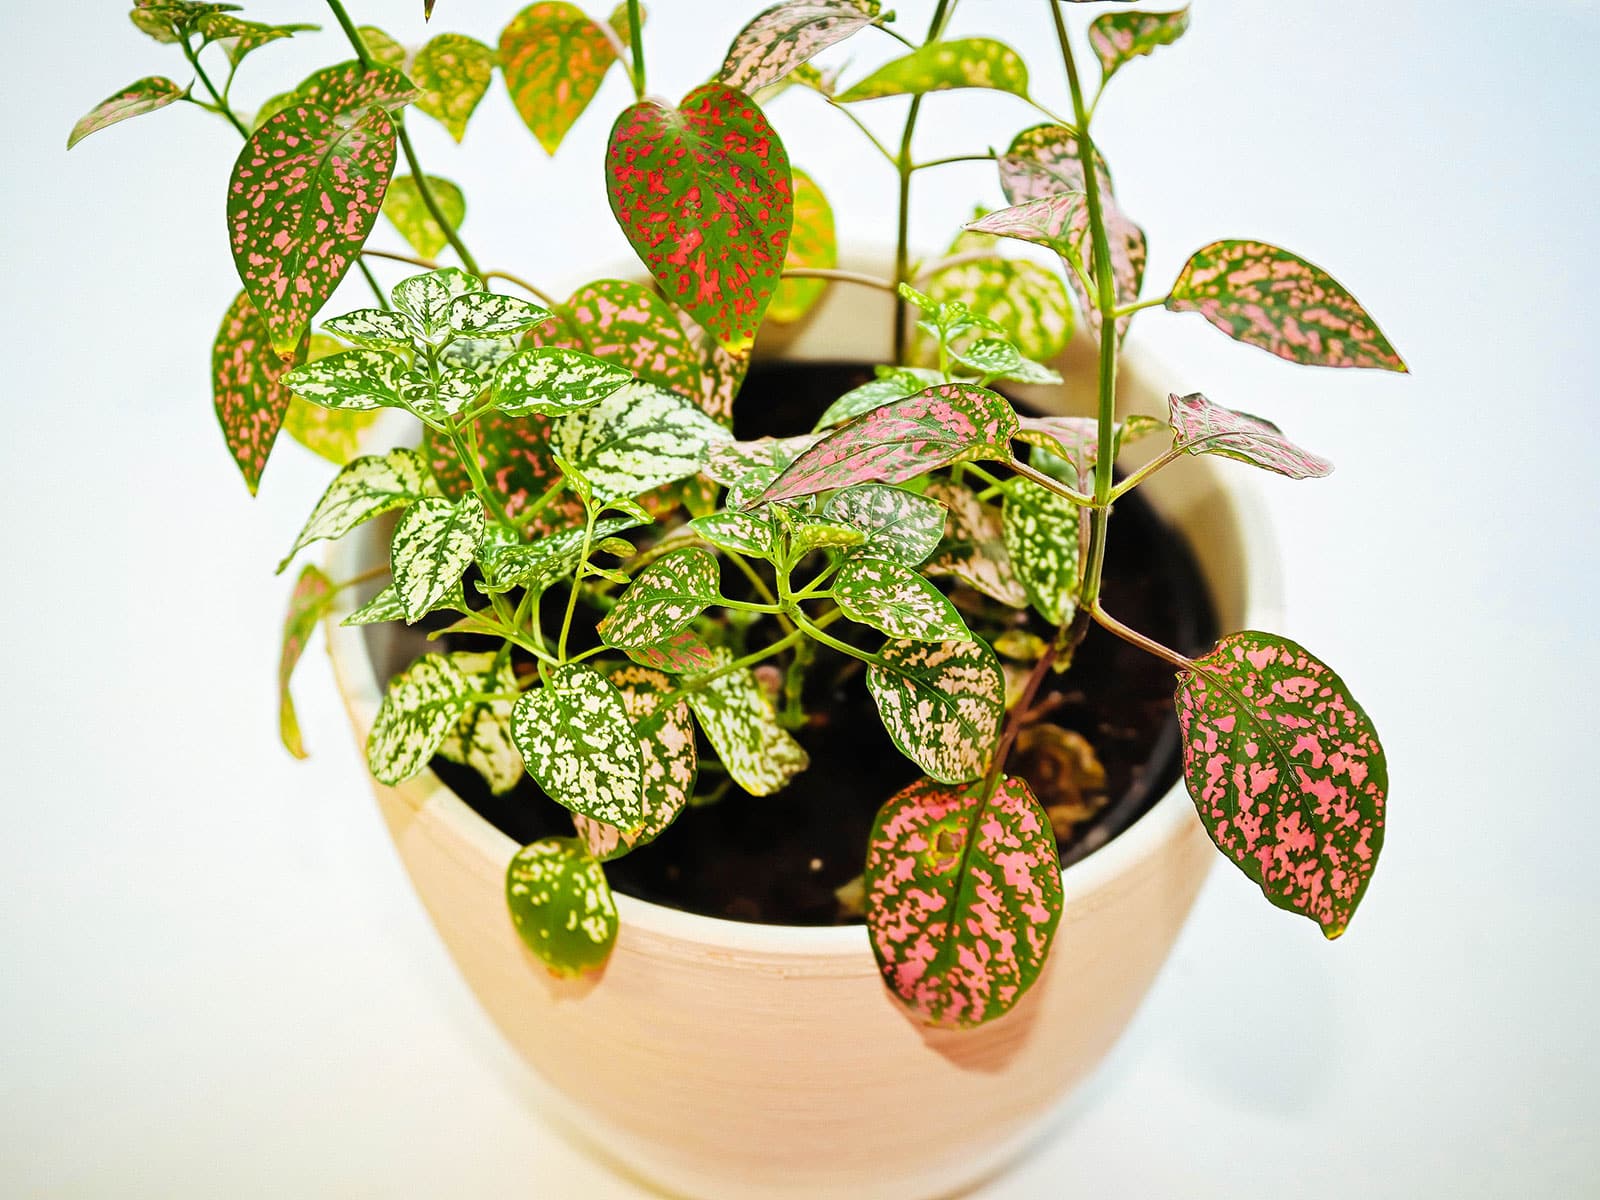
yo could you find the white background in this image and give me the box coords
[4,1,1597,1196]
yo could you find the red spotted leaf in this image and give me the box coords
[499,1,632,154]
[1175,632,1386,937]
[67,76,184,149]
[213,290,294,493]
[754,384,1019,506]
[1088,7,1190,84]
[864,775,1063,1028]
[279,564,335,759]
[1166,240,1407,371]
[227,104,397,357]
[718,0,881,94]
[1168,392,1332,479]
[606,83,794,352]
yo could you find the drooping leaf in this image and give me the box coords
[865,638,1006,784]
[606,83,794,352]
[624,630,719,675]
[381,174,466,259]
[435,651,523,795]
[67,76,184,149]
[598,548,721,648]
[1166,241,1407,371]
[549,382,726,501]
[686,510,776,559]
[392,267,482,339]
[477,515,640,592]
[505,838,618,976]
[492,347,633,416]
[196,14,317,65]
[833,557,968,641]
[284,348,407,411]
[500,1,627,154]
[278,447,429,571]
[366,653,471,784]
[916,254,1075,363]
[1088,7,1190,84]
[1175,632,1386,937]
[686,651,810,795]
[227,104,397,357]
[1001,478,1080,624]
[511,664,644,827]
[574,666,698,860]
[718,0,881,93]
[924,479,1027,608]
[836,37,1028,102]
[278,564,335,759]
[391,496,486,621]
[1167,392,1332,479]
[864,775,1063,1028]
[704,433,820,508]
[292,60,419,119]
[822,483,946,566]
[410,33,495,141]
[212,290,294,493]
[756,384,1019,506]
[768,167,837,325]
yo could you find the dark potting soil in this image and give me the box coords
[421,360,1219,926]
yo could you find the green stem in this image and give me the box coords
[661,627,807,706]
[626,0,647,99]
[1108,446,1182,501]
[181,39,247,136]
[323,0,372,67]
[791,610,887,671]
[449,424,516,532]
[356,258,391,309]
[557,508,598,661]
[1006,457,1095,507]
[911,151,998,172]
[1111,295,1167,319]
[1092,604,1194,671]
[512,478,568,530]
[822,96,898,166]
[872,18,917,49]
[717,597,785,614]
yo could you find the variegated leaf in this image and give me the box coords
[196,14,316,65]
[341,584,406,626]
[1167,241,1407,371]
[400,364,485,422]
[822,483,946,566]
[836,37,1028,102]
[500,1,630,154]
[704,433,819,508]
[441,333,521,377]
[598,548,720,649]
[67,76,184,149]
[769,166,837,325]
[1001,478,1080,624]
[757,385,1019,506]
[292,60,418,120]
[782,511,862,556]
[366,653,471,784]
[1168,392,1332,479]
[952,337,1027,379]
[449,292,553,338]
[411,33,495,141]
[671,308,749,425]
[212,290,293,494]
[687,510,776,559]
[391,496,486,622]
[278,564,335,759]
[865,638,1006,784]
[1016,413,1163,490]
[686,650,810,796]
[130,1,241,43]
[492,347,632,416]
[965,192,1087,258]
[437,652,522,795]
[279,447,429,571]
[574,666,698,860]
[511,664,644,827]
[606,83,793,352]
[833,557,967,641]
[1175,632,1386,937]
[227,104,396,357]
[284,348,407,411]
[550,382,725,502]
[815,367,941,430]
[925,479,1027,608]
[392,267,483,339]
[1089,7,1190,84]
[322,308,414,352]
[864,775,1063,1028]
[381,174,466,260]
[719,0,880,93]
[998,123,1114,206]
[916,253,1075,363]
[531,279,703,400]
[478,516,641,593]
[426,412,581,532]
[283,398,381,466]
[505,838,618,977]
[623,630,719,674]
[357,25,408,67]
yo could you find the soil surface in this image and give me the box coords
[419,361,1219,925]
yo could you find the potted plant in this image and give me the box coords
[72,1,1401,1195]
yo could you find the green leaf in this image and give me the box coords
[212,290,294,494]
[357,25,408,67]
[511,664,644,827]
[1001,478,1080,624]
[686,510,776,559]
[506,838,618,977]
[381,174,466,260]
[366,653,471,784]
[321,308,414,352]
[784,511,865,556]
[391,496,486,622]
[437,652,522,795]
[755,384,1019,506]
[1175,632,1386,937]
[836,37,1028,102]
[283,398,381,466]
[278,447,430,572]
[550,382,726,502]
[499,1,628,153]
[864,775,1063,1028]
[704,433,820,508]
[606,83,794,352]
[284,348,407,411]
[492,347,632,416]
[478,516,641,593]
[1166,241,1407,371]
[719,0,881,93]
[822,483,946,566]
[686,650,810,795]
[67,76,184,149]
[814,367,941,430]
[341,584,407,626]
[865,638,1006,784]
[573,666,698,860]
[227,105,397,357]
[293,60,419,120]
[129,1,241,43]
[392,267,482,339]
[278,564,335,759]
[623,630,719,675]
[599,548,721,648]
[925,479,1027,608]
[400,364,486,422]
[833,557,967,641]
[196,14,317,65]
[916,254,1075,363]
[768,166,837,325]
[951,337,1028,379]
[448,292,553,337]
[410,33,495,141]
[1168,391,1332,479]
[1088,7,1190,84]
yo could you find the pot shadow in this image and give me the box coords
[517,942,605,1002]
[913,998,1042,1074]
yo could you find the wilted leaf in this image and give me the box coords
[718,0,881,93]
[391,496,486,621]
[381,174,466,259]
[278,564,335,758]
[67,76,183,149]
[506,837,618,976]
[686,650,810,795]
[511,664,644,827]
[866,637,1005,784]
[836,37,1028,102]
[410,32,495,141]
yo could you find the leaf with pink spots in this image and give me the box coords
[964,191,1087,258]
[1166,240,1407,371]
[863,775,1063,1028]
[598,547,721,649]
[753,384,1019,507]
[623,630,718,675]
[425,412,583,534]
[212,290,295,494]
[866,638,1006,784]
[293,61,419,121]
[1088,7,1190,85]
[923,479,1027,609]
[530,280,702,398]
[1167,392,1331,480]
[67,76,184,149]
[718,0,881,93]
[606,83,794,352]
[226,104,398,357]
[410,32,495,142]
[499,1,634,154]
[1175,631,1386,937]
[278,564,335,759]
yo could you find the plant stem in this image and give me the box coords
[780,266,897,292]
[363,247,440,270]
[821,96,898,165]
[1007,457,1095,507]
[1091,604,1194,671]
[1111,295,1167,319]
[790,610,887,671]
[557,509,598,661]
[181,39,247,136]
[484,270,563,309]
[626,0,647,99]
[911,151,998,172]
[661,627,808,706]
[449,425,516,531]
[331,563,391,592]
[1108,446,1182,500]
[323,0,371,67]
[872,18,917,49]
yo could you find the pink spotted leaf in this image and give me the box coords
[410,33,495,141]
[499,2,634,154]
[719,0,881,93]
[212,290,294,493]
[866,638,1006,784]
[924,480,1027,609]
[598,547,721,649]
[965,192,1087,258]
[1168,392,1332,480]
[292,60,419,122]
[67,76,184,149]
[1088,8,1191,84]
[623,630,719,675]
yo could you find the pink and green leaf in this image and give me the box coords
[381,173,466,259]
[410,32,495,141]
[623,629,719,675]
[505,837,618,977]
[814,366,941,430]
[499,1,629,154]
[195,14,317,65]
[278,564,335,759]
[212,290,294,493]
[511,663,645,827]
[822,483,946,566]
[705,433,820,508]
[1168,392,1332,479]
[833,557,969,642]
[768,167,837,325]
[67,76,184,149]
[718,0,881,93]
[425,412,582,534]
[965,192,1087,258]
[924,479,1027,609]
[865,637,1006,784]
[685,650,810,796]
[836,37,1028,102]
[1088,8,1190,84]
[598,547,721,649]
[292,60,418,120]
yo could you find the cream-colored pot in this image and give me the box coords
[324,280,1282,1200]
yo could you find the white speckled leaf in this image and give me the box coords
[916,255,1075,363]
[718,0,880,93]
[952,337,1025,379]
[366,653,471,784]
[1001,478,1080,624]
[687,510,776,559]
[511,664,644,827]
[399,364,485,422]
[814,367,941,430]
[866,638,1006,784]
[550,381,725,502]
[599,548,720,649]
[687,650,810,796]
[342,580,466,627]
[476,515,640,593]
[391,496,486,622]
[834,557,968,641]
[492,347,633,416]
[823,483,947,566]
[322,308,415,351]
[447,292,553,337]
[392,268,483,339]
[505,837,618,977]
[925,480,1027,608]
[284,348,408,411]
[279,447,428,571]
[437,652,522,795]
